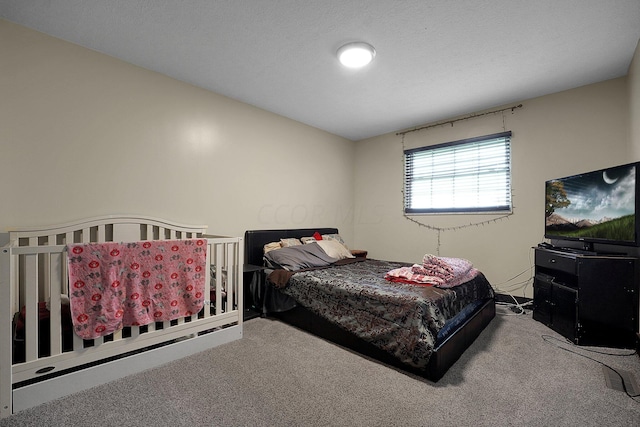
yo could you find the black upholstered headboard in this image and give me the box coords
[244,228,339,266]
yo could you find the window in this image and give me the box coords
[404,131,512,214]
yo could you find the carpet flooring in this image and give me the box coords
[2,306,639,426]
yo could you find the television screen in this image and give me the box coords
[545,162,638,246]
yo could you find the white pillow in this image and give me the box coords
[280,238,302,247]
[263,241,282,254]
[316,239,355,259]
[322,234,348,249]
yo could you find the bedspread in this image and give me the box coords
[67,239,207,339]
[277,259,494,369]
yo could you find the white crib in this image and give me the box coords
[0,215,243,417]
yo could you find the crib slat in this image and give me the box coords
[129,325,140,339]
[62,246,69,297]
[72,328,84,350]
[215,244,223,315]
[24,251,39,362]
[48,253,63,356]
[1,246,14,418]
[42,248,51,304]
[47,234,63,299]
[9,248,19,321]
[65,232,84,350]
[204,240,212,320]
[226,243,235,312]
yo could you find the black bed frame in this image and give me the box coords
[244,228,495,382]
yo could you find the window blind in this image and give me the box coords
[404,131,512,214]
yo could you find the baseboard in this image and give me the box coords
[495,293,532,306]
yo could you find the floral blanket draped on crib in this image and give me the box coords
[67,239,207,340]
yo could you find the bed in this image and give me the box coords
[244,228,495,382]
[0,215,243,417]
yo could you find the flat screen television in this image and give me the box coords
[545,162,639,250]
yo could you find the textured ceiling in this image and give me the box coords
[1,1,639,141]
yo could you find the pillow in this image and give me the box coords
[280,238,302,247]
[300,236,316,244]
[313,231,323,240]
[321,233,348,249]
[263,241,282,254]
[264,242,337,271]
[316,239,355,260]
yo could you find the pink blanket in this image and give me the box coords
[385,254,478,288]
[67,239,207,340]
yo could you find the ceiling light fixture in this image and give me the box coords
[337,42,376,68]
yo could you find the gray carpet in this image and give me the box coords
[2,307,639,426]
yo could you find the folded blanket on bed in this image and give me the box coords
[67,239,207,340]
[385,254,477,288]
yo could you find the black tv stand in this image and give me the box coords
[533,247,638,348]
[558,247,595,255]
[538,243,625,257]
[538,245,593,256]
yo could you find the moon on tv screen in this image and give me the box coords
[603,171,618,184]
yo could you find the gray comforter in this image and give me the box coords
[277,259,494,369]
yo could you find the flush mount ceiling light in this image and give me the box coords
[337,42,376,68]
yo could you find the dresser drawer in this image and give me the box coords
[535,249,576,275]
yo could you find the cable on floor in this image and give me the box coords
[542,334,640,401]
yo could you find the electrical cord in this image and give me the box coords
[493,277,532,314]
[492,247,536,315]
[494,290,531,316]
[542,334,640,401]
[496,300,533,315]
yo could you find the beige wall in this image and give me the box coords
[0,20,355,242]
[2,19,639,301]
[630,39,640,156]
[354,78,632,298]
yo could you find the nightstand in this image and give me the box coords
[351,250,368,259]
[243,264,266,320]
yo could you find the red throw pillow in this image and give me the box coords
[313,231,323,240]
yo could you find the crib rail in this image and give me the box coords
[6,238,241,381]
[0,216,243,417]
